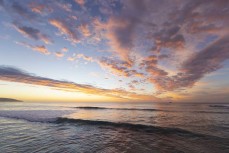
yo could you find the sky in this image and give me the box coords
[0,0,229,103]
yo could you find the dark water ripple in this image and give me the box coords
[0,117,229,153]
[55,117,209,138]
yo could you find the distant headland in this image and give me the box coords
[0,98,22,102]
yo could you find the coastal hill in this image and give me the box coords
[0,98,22,102]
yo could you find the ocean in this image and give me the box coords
[0,102,228,153]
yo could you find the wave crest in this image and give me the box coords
[55,117,209,138]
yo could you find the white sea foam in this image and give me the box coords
[0,110,75,122]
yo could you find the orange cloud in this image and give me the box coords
[79,24,91,37]
[54,51,64,57]
[62,47,68,52]
[94,18,134,66]
[32,45,50,55]
[68,54,94,62]
[16,42,50,55]
[29,2,46,14]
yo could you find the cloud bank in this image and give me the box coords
[0,66,159,102]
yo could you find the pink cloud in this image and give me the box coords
[98,58,144,78]
[49,19,79,44]
[74,0,85,6]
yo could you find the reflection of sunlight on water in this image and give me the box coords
[65,108,160,126]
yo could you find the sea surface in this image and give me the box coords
[0,102,228,153]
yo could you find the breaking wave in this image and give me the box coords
[74,106,159,111]
[209,105,229,109]
[74,106,229,114]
